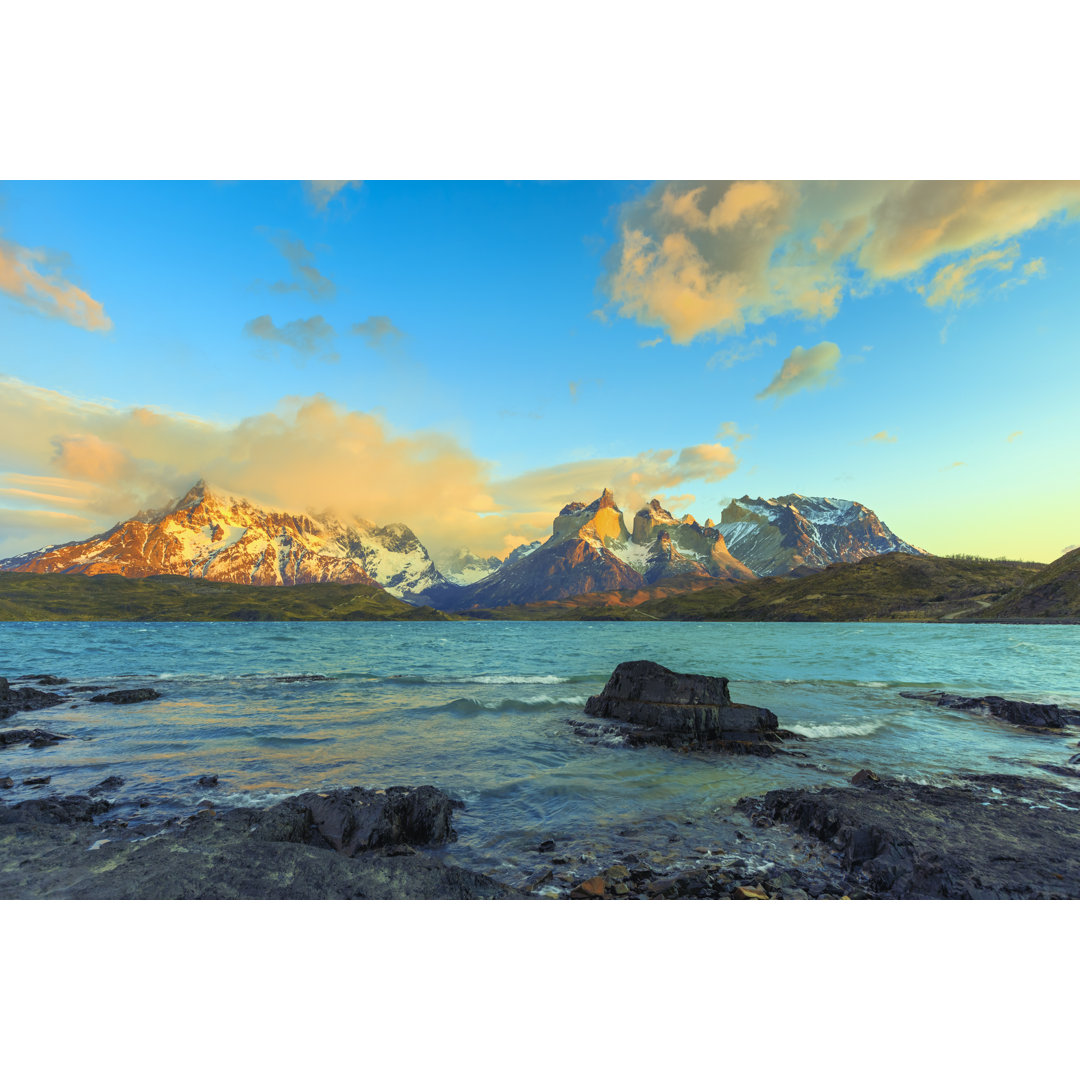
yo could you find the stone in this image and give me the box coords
[0,777,13,789]
[196,775,219,787]
[22,776,51,787]
[88,776,125,796]
[1,729,69,749]
[603,864,630,883]
[0,677,64,721]
[613,883,630,896]
[732,885,769,900]
[90,688,161,705]
[851,769,880,786]
[900,691,1080,730]
[570,875,606,899]
[582,660,800,754]
[538,838,556,853]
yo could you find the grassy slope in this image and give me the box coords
[979,547,1080,620]
[463,554,1048,622]
[0,572,449,622]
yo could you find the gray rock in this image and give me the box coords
[900,691,1080,730]
[90,688,161,705]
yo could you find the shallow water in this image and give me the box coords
[2,621,1078,887]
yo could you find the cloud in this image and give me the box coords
[352,316,404,349]
[861,431,897,444]
[941,461,967,471]
[264,231,335,300]
[757,341,841,401]
[708,333,776,370]
[303,181,363,212]
[920,244,1019,307]
[568,380,580,401]
[1063,544,1078,555]
[244,314,338,363]
[0,378,744,563]
[0,232,112,332]
[715,421,750,445]
[1007,430,1023,443]
[602,181,1080,343]
[639,337,663,348]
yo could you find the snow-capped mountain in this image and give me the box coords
[437,548,504,587]
[445,490,755,609]
[717,493,926,576]
[0,480,453,601]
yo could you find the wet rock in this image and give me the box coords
[383,844,418,857]
[738,772,1080,899]
[603,864,630,883]
[22,776,51,787]
[196,775,219,787]
[581,660,802,755]
[732,885,769,900]
[0,677,64,721]
[21,675,69,686]
[90,688,161,705]
[0,794,111,825]
[538,838,556,853]
[524,868,553,890]
[88,776,125,796]
[71,686,108,692]
[570,875,606,899]
[273,675,330,683]
[0,729,69,749]
[613,882,630,897]
[646,877,680,897]
[851,769,880,786]
[900,691,1080,730]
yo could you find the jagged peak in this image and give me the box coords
[585,488,619,513]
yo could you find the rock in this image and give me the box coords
[646,877,681,897]
[732,885,769,900]
[0,729,69,749]
[603,864,630,883]
[538,838,556,853]
[22,776,51,787]
[88,776,125,796]
[570,875,606,899]
[1,777,13,789]
[196,775,219,787]
[738,772,1080,899]
[0,678,64,720]
[71,686,108,692]
[524,868,553,890]
[582,660,801,755]
[273,675,330,683]
[901,691,1080,730]
[90,688,161,705]
[0,794,111,825]
[21,675,69,686]
[851,769,880,786]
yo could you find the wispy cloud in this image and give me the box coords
[1007,430,1023,443]
[0,232,112,332]
[244,314,338,363]
[602,181,1080,343]
[757,341,841,401]
[715,420,751,445]
[568,380,580,401]
[263,231,336,300]
[861,430,897,444]
[303,181,363,212]
[639,336,663,348]
[351,316,404,349]
[941,461,967,471]
[708,333,776,370]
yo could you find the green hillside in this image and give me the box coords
[979,546,1080,620]
[0,572,449,622]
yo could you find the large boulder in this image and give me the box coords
[583,660,798,753]
[0,677,64,721]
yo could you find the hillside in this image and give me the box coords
[465,553,1047,622]
[978,547,1080,620]
[0,572,449,622]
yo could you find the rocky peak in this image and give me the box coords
[552,490,630,547]
[585,488,618,513]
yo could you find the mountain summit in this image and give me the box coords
[718,493,926,575]
[0,480,451,600]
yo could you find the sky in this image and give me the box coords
[1,179,1078,564]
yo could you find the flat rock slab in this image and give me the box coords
[0,728,70,749]
[0,784,519,900]
[900,690,1080,730]
[582,660,800,755]
[738,772,1080,899]
[0,677,64,721]
[90,688,161,705]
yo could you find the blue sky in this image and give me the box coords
[1,179,1078,562]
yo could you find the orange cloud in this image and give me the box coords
[603,181,1080,343]
[861,431,897,444]
[0,378,745,563]
[0,233,112,332]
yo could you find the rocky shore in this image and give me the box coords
[4,667,1080,899]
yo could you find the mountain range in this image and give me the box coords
[0,480,927,609]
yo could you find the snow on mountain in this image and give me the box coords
[717,493,926,576]
[0,480,453,601]
[436,548,505,587]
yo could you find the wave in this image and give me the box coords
[254,735,335,746]
[387,673,579,686]
[785,718,889,738]
[432,695,589,715]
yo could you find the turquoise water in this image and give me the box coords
[2,621,1078,885]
